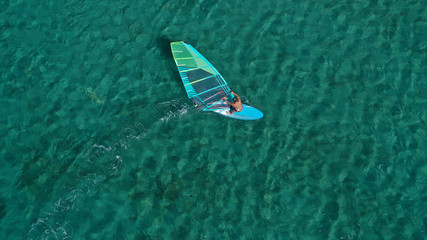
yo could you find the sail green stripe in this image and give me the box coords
[184,75,217,86]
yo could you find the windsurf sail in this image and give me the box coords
[171,41,231,111]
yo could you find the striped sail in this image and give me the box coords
[171,41,231,110]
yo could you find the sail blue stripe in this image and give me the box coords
[194,84,227,97]
[179,65,211,73]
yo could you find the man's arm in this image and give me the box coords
[222,97,231,104]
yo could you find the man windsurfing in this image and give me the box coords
[222,91,243,114]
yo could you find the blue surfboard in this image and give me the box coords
[212,101,263,120]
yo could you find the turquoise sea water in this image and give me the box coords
[1,0,426,239]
